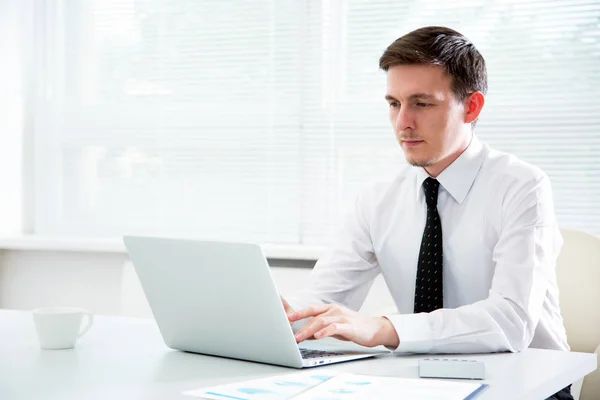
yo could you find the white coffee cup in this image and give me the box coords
[32,307,94,350]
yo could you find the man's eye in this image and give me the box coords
[416,102,431,108]
[389,102,399,108]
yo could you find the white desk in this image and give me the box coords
[0,310,596,400]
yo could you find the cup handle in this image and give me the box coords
[78,311,94,338]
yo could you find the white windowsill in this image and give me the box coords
[0,235,325,261]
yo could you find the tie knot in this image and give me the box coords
[422,177,440,207]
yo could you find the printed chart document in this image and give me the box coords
[292,373,487,400]
[183,372,334,399]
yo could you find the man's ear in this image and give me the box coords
[464,91,485,124]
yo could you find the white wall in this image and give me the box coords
[0,249,395,318]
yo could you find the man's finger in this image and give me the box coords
[313,322,352,340]
[294,316,331,342]
[294,316,343,343]
[280,296,293,314]
[288,304,331,322]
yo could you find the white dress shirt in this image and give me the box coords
[288,135,570,354]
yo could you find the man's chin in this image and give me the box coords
[407,158,436,168]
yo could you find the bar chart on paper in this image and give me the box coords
[183,372,487,400]
[183,373,334,399]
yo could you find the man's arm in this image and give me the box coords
[386,173,562,353]
[284,188,381,313]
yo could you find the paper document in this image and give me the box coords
[183,372,334,400]
[292,373,487,400]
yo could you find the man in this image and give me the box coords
[282,26,572,400]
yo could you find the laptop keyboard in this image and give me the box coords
[299,348,346,359]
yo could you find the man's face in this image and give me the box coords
[385,64,470,172]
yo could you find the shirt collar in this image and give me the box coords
[414,135,486,205]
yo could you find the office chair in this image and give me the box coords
[556,228,600,400]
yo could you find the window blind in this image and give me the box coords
[28,0,600,246]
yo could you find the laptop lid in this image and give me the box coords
[123,235,305,368]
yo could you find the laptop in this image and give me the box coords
[123,235,388,368]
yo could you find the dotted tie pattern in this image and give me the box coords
[414,177,443,313]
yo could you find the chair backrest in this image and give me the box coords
[584,345,600,400]
[555,228,600,399]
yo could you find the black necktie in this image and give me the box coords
[414,177,443,313]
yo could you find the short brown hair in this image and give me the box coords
[379,26,487,101]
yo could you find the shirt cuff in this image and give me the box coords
[384,312,435,353]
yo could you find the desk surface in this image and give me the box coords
[0,310,596,400]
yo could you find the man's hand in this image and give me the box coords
[281,296,294,315]
[287,304,400,349]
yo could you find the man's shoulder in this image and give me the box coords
[361,163,415,196]
[483,145,548,185]
[352,164,416,215]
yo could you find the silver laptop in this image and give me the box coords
[123,235,387,368]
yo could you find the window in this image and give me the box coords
[25,0,600,245]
